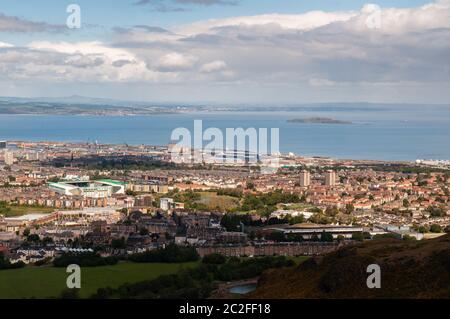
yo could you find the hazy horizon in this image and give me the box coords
[2,94,450,108]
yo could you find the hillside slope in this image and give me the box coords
[250,235,450,299]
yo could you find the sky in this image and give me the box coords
[0,0,449,104]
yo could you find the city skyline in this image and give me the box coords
[0,0,449,104]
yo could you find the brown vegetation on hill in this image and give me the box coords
[250,235,450,299]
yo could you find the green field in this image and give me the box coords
[0,261,198,299]
[277,203,316,211]
[196,192,240,211]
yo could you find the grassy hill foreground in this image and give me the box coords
[0,261,198,299]
[250,234,450,299]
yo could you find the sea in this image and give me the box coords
[1,104,450,161]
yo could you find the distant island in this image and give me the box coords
[287,117,352,124]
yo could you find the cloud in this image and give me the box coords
[0,42,179,84]
[114,25,171,34]
[177,11,358,35]
[134,0,238,12]
[65,55,105,68]
[133,25,171,33]
[28,41,136,61]
[200,60,227,73]
[171,2,450,85]
[0,42,13,48]
[2,1,450,103]
[112,59,135,67]
[0,12,65,33]
[156,52,198,71]
[136,0,237,6]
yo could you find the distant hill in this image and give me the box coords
[1,97,449,116]
[287,117,352,124]
[0,95,164,107]
[250,235,450,299]
[0,96,183,115]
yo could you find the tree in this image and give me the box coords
[0,253,10,269]
[418,226,429,233]
[27,234,40,243]
[42,237,54,246]
[128,244,199,263]
[202,253,226,265]
[220,214,243,232]
[403,234,417,241]
[309,213,332,225]
[286,233,303,242]
[266,231,285,242]
[427,206,446,217]
[59,289,80,299]
[126,189,136,196]
[22,228,30,237]
[47,176,60,183]
[351,232,364,241]
[345,204,355,214]
[363,232,372,239]
[373,233,399,240]
[288,215,305,225]
[0,253,25,270]
[325,206,339,217]
[320,231,334,242]
[111,237,127,249]
[246,181,255,190]
[403,199,410,208]
[429,224,442,233]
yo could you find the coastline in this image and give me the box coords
[0,139,423,165]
